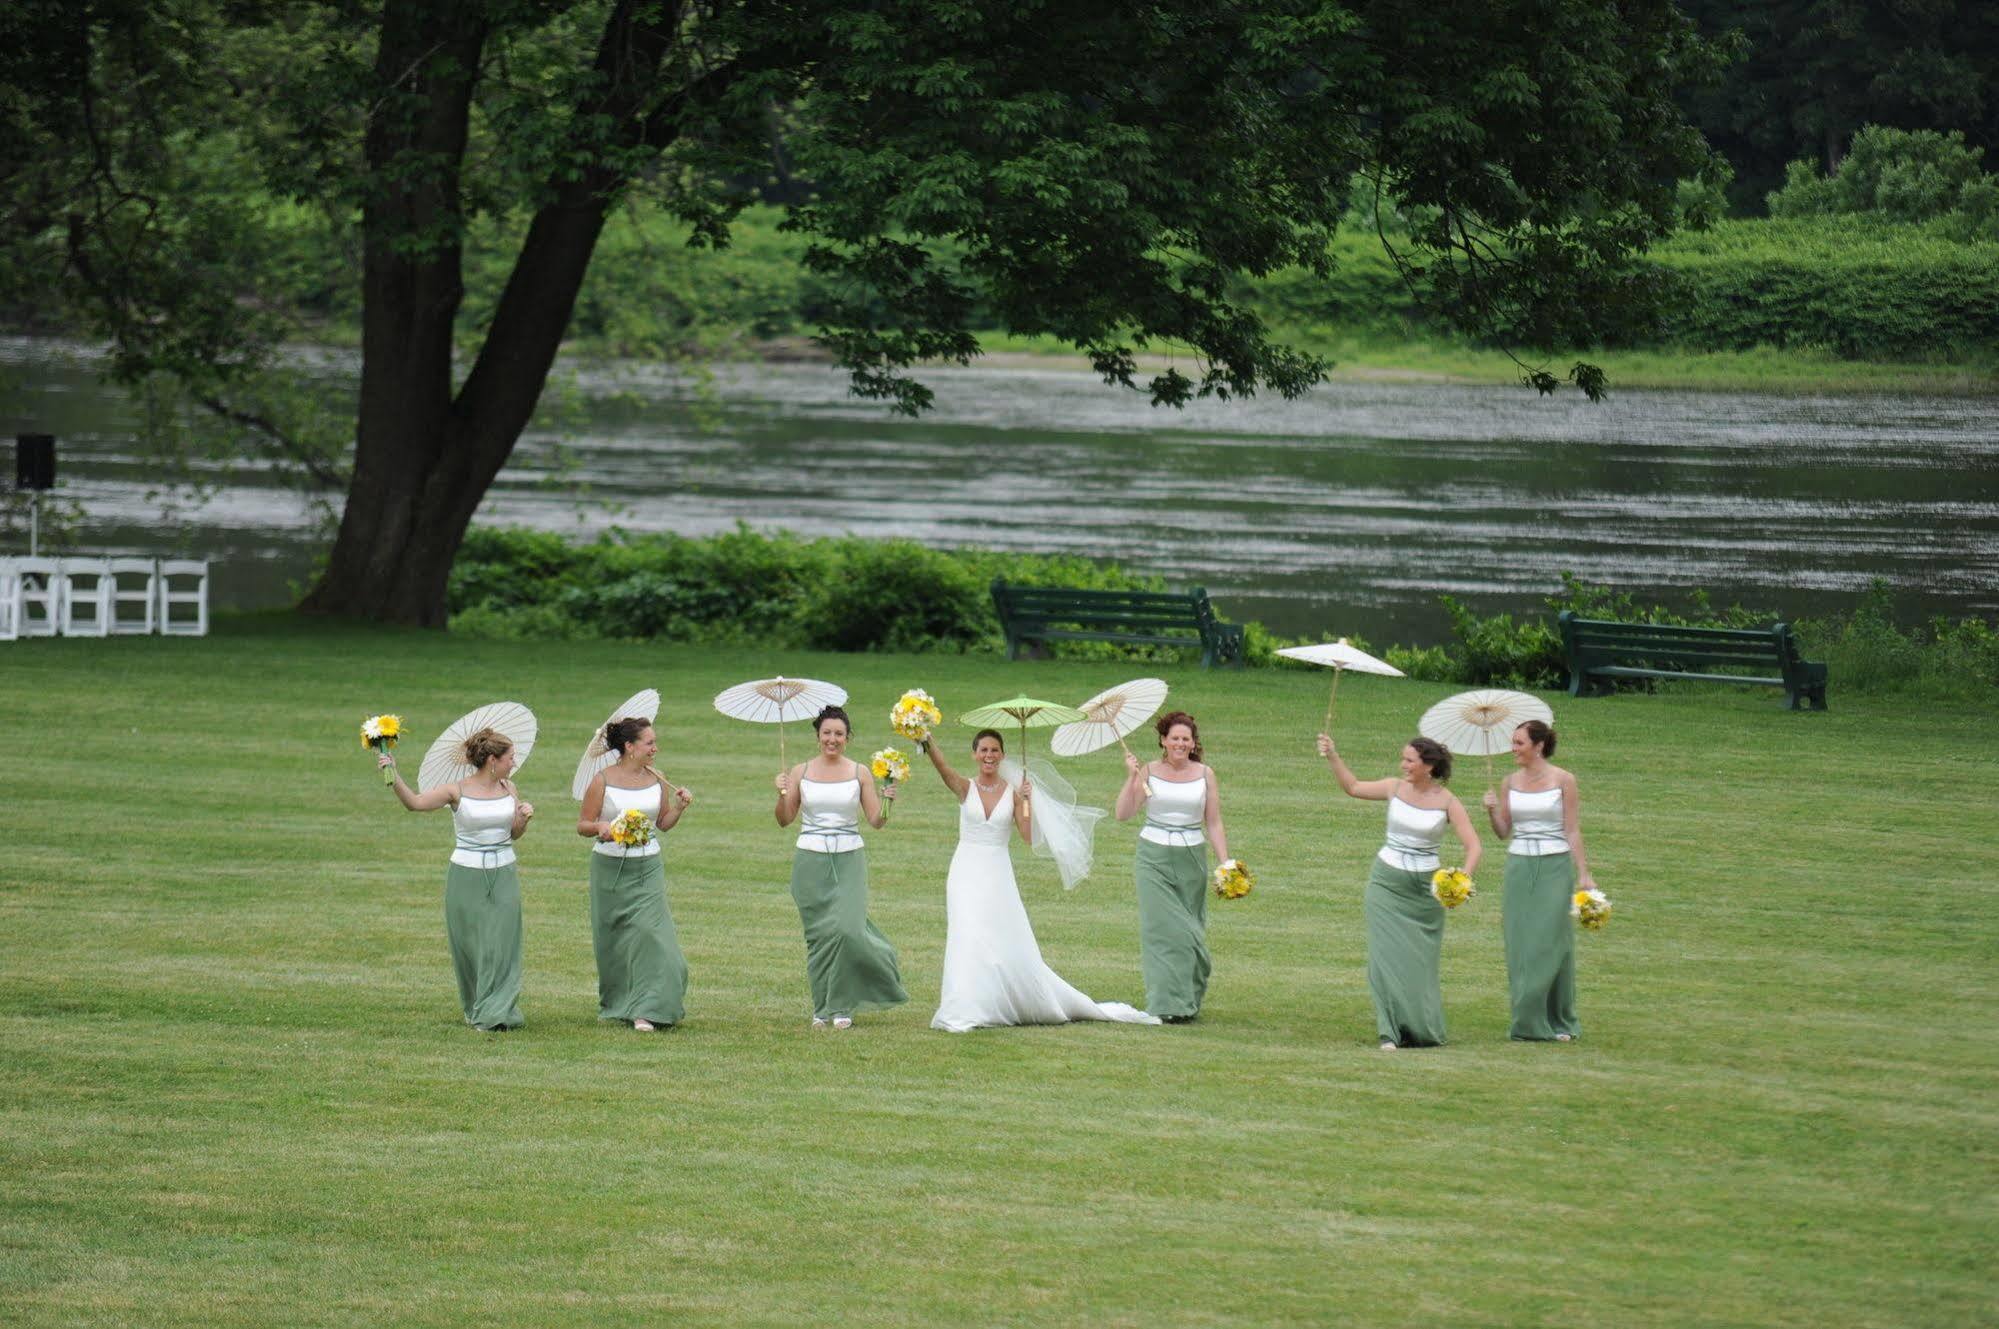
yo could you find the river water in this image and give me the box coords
[4,337,1995,642]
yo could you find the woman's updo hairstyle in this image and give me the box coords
[1155,710,1204,763]
[814,704,852,736]
[1517,719,1557,758]
[462,727,514,770]
[1408,736,1452,783]
[602,716,653,755]
[972,728,1005,751]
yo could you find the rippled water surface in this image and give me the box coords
[5,339,1995,640]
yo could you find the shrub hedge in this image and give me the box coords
[450,529,1996,699]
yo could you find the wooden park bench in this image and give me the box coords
[1558,611,1828,710]
[990,579,1246,668]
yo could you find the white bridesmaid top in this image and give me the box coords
[451,792,517,868]
[1508,786,1568,857]
[595,780,664,859]
[1378,796,1446,872]
[797,776,863,854]
[1140,771,1207,845]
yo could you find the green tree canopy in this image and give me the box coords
[2,0,1724,624]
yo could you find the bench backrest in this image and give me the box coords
[1559,611,1801,668]
[991,580,1215,630]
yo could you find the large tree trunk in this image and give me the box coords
[300,0,690,625]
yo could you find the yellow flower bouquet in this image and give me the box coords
[1571,887,1612,931]
[1430,867,1476,909]
[889,689,943,748]
[1212,858,1254,900]
[608,807,654,849]
[869,747,910,823]
[361,713,404,785]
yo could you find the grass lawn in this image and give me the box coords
[2,618,1993,1326]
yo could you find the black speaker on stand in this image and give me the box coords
[15,434,55,557]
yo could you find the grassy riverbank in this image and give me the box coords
[966,332,1999,395]
[2,618,1994,1326]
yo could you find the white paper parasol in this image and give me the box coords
[571,688,661,799]
[713,675,848,765]
[1418,689,1554,784]
[418,701,539,793]
[1276,638,1405,732]
[1051,677,1169,758]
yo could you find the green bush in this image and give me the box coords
[1640,218,1999,357]
[448,525,1174,656]
[1794,582,1999,700]
[1768,126,1998,233]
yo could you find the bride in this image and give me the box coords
[924,729,1158,1032]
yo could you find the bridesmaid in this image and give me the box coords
[1482,719,1594,1042]
[773,705,907,1029]
[577,716,693,1031]
[1115,711,1228,1023]
[379,727,535,1031]
[1319,733,1480,1050]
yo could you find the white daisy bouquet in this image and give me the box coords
[1571,887,1612,931]
[889,689,942,748]
[1430,867,1476,909]
[1212,858,1254,900]
[361,713,404,785]
[608,807,654,849]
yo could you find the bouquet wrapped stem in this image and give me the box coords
[361,714,404,786]
[870,747,911,820]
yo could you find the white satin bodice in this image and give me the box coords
[959,782,1014,849]
[797,776,863,853]
[1508,785,1568,856]
[1377,795,1446,872]
[1140,771,1207,845]
[595,779,663,858]
[451,792,517,868]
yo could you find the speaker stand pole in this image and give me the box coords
[28,489,38,558]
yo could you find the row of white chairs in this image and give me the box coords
[0,557,210,640]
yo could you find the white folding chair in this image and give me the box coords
[159,559,210,636]
[13,556,61,637]
[59,558,114,637]
[0,558,19,642]
[109,557,160,635]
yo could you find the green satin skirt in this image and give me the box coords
[589,851,689,1026]
[443,860,524,1030]
[1364,859,1447,1047]
[1503,852,1581,1041]
[788,848,907,1020]
[1135,838,1211,1020]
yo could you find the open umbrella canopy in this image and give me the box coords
[419,701,539,792]
[714,676,848,765]
[1275,639,1404,676]
[1277,638,1406,731]
[960,695,1087,731]
[960,694,1087,762]
[1051,678,1169,757]
[1418,689,1554,757]
[572,688,660,799]
[712,676,847,725]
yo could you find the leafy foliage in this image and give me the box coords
[1767,126,1999,236]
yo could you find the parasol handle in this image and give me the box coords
[1322,664,1345,735]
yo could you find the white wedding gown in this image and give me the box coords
[931,782,1159,1033]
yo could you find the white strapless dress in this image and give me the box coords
[932,783,1158,1033]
